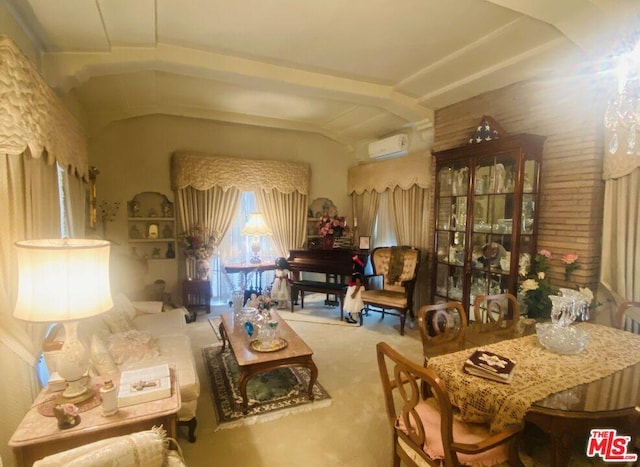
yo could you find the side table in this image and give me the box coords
[182,279,211,322]
[9,371,180,467]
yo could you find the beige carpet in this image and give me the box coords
[178,297,613,467]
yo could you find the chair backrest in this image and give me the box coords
[472,293,520,332]
[418,302,468,358]
[376,342,455,466]
[370,246,421,293]
[614,302,640,334]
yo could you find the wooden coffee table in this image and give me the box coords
[219,311,318,413]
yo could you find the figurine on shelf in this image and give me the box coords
[166,243,175,259]
[54,403,80,429]
[128,199,140,217]
[161,200,172,218]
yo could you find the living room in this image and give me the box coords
[2,1,640,466]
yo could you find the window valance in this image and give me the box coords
[0,36,88,178]
[171,151,310,194]
[348,152,431,195]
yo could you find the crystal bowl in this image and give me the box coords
[535,323,588,355]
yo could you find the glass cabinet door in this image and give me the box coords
[433,162,469,303]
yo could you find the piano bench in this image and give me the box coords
[290,280,348,321]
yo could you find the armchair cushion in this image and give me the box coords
[360,289,407,309]
[397,398,510,467]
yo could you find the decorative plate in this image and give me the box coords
[249,337,288,353]
[309,198,337,218]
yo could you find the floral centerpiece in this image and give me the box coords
[181,225,219,280]
[181,225,218,260]
[519,249,556,319]
[317,212,349,238]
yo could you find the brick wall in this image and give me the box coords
[432,77,608,291]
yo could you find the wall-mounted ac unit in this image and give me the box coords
[368,134,409,160]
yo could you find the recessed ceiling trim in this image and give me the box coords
[417,37,566,104]
[86,103,352,144]
[41,43,432,123]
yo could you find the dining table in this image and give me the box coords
[425,321,640,467]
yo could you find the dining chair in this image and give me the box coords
[613,301,640,334]
[376,342,523,467]
[472,293,520,332]
[360,246,421,335]
[417,302,468,361]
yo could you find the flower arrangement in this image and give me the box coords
[256,294,275,311]
[181,225,218,260]
[519,249,556,319]
[317,212,349,238]
[561,253,580,280]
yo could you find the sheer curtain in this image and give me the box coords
[60,166,87,238]
[351,189,380,240]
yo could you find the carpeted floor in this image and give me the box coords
[179,297,620,466]
[203,343,332,430]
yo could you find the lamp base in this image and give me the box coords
[55,381,94,405]
[249,256,262,264]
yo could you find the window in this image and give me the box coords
[210,192,276,303]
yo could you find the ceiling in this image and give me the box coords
[3,0,640,146]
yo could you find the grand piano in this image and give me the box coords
[287,249,369,314]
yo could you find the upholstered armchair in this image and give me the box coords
[361,246,421,335]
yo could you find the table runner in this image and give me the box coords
[427,323,640,433]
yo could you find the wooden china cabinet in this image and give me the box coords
[431,118,546,319]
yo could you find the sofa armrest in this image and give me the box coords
[132,300,163,315]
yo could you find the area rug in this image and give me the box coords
[202,344,332,430]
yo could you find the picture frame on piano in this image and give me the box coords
[359,236,371,250]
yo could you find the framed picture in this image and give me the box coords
[359,236,371,250]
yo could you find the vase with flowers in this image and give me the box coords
[181,225,219,280]
[317,212,349,249]
[518,249,556,319]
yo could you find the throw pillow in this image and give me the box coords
[113,293,138,321]
[102,306,136,334]
[90,334,118,376]
[108,330,160,365]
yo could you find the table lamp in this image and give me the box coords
[13,238,113,402]
[240,212,272,263]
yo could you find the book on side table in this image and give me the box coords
[463,349,516,384]
[118,363,172,407]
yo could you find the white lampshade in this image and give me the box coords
[13,239,113,323]
[240,212,273,237]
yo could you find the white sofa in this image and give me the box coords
[49,294,200,442]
